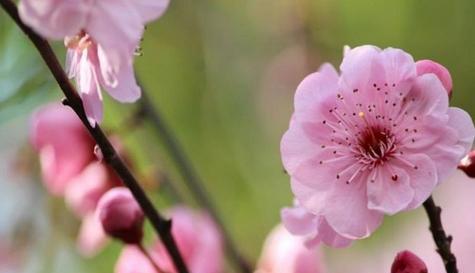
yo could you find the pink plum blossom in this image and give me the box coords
[391,251,428,273]
[30,103,95,195]
[18,0,170,124]
[96,187,144,244]
[281,45,475,240]
[255,224,326,273]
[115,206,224,273]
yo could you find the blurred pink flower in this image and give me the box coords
[115,206,224,273]
[30,103,95,195]
[391,251,428,273]
[115,246,158,273]
[18,0,169,125]
[255,224,326,273]
[281,45,475,240]
[96,187,144,244]
[77,212,108,257]
[65,161,121,218]
[281,202,352,248]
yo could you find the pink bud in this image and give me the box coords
[391,251,428,273]
[416,60,453,96]
[96,187,144,244]
[458,150,475,178]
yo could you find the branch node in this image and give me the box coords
[61,97,70,106]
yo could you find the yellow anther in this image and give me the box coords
[358,111,365,118]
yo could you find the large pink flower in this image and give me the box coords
[255,224,326,273]
[30,103,95,195]
[281,45,475,240]
[115,206,224,273]
[19,0,169,124]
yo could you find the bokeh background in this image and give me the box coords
[1,0,475,272]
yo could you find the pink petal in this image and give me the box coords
[96,45,119,87]
[18,0,87,40]
[416,60,452,94]
[380,47,417,85]
[393,154,437,210]
[102,59,141,103]
[291,179,329,215]
[447,107,475,154]
[293,63,339,122]
[29,104,95,195]
[65,49,81,79]
[317,218,352,248]
[406,73,449,117]
[86,0,143,69]
[339,45,383,91]
[64,162,110,218]
[324,179,384,239]
[367,166,414,215]
[77,50,103,126]
[280,122,320,175]
[135,0,170,23]
[281,206,318,236]
[256,225,326,273]
[292,153,354,192]
[115,246,157,273]
[77,213,108,257]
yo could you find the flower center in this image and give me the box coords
[357,125,396,165]
[64,31,92,51]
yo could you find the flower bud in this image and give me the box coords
[391,251,427,273]
[416,60,453,96]
[96,187,144,244]
[458,150,475,178]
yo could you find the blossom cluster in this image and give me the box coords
[13,0,475,270]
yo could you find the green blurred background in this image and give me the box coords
[1,0,475,272]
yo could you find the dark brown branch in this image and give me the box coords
[138,90,252,273]
[423,196,458,273]
[0,1,189,272]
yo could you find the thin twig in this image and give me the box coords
[0,1,189,272]
[423,196,458,273]
[138,90,252,273]
[138,244,166,273]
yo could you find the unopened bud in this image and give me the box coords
[96,187,144,244]
[416,60,453,96]
[391,251,428,273]
[458,150,475,178]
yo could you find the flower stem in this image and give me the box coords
[138,90,252,273]
[138,244,166,273]
[423,196,458,273]
[0,1,189,272]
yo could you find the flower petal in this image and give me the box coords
[281,206,318,236]
[447,107,475,154]
[102,60,141,103]
[135,0,170,23]
[324,179,383,239]
[294,63,339,122]
[18,0,86,40]
[367,166,414,215]
[393,153,438,210]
